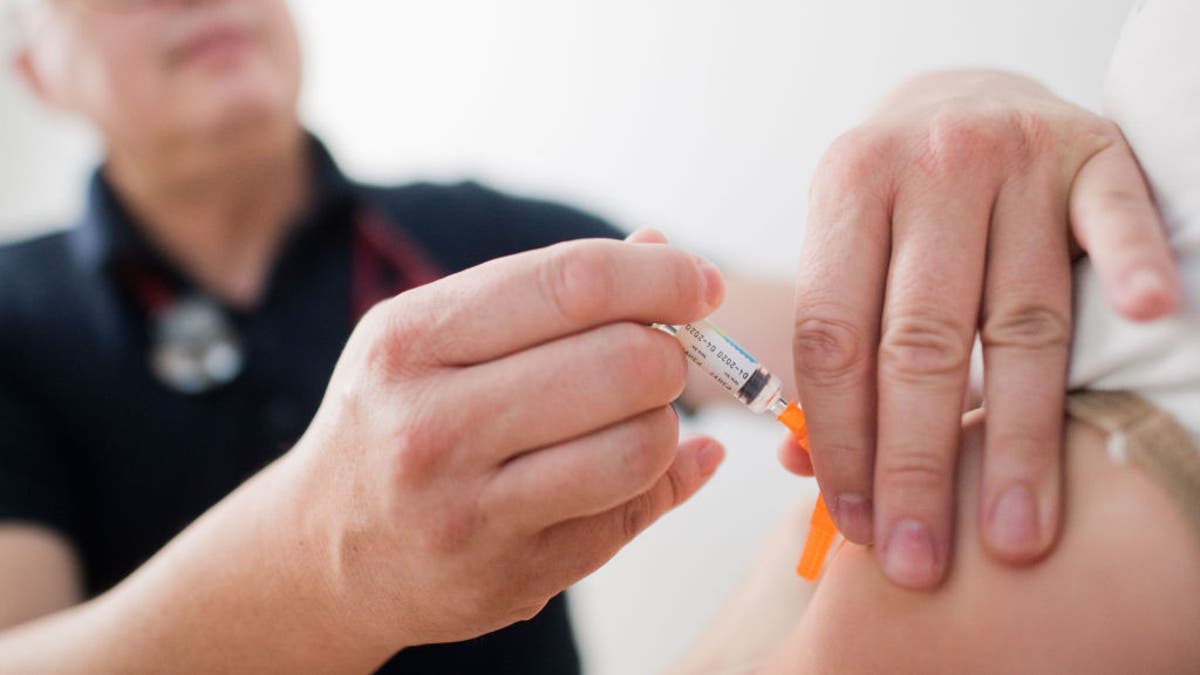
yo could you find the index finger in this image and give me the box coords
[383,238,725,366]
[793,133,894,545]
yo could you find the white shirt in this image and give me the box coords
[1067,0,1200,443]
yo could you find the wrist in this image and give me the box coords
[279,438,420,658]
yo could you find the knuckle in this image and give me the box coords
[811,442,874,487]
[355,297,427,378]
[1005,108,1058,161]
[621,492,657,541]
[1077,116,1124,150]
[878,448,951,494]
[389,413,448,486]
[1083,186,1148,222]
[1093,117,1123,138]
[612,324,688,402]
[1072,184,1155,249]
[618,409,679,489]
[793,314,871,386]
[361,335,399,381]
[543,241,616,325]
[917,102,1003,174]
[392,442,437,486]
[356,302,400,364]
[354,297,390,336]
[366,295,417,340]
[879,313,970,383]
[981,303,1071,353]
[662,454,689,509]
[989,427,1059,475]
[812,128,892,199]
[669,251,708,316]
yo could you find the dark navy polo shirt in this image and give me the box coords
[0,139,622,673]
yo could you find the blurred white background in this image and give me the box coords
[0,1,1132,673]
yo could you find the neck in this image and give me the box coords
[106,124,311,308]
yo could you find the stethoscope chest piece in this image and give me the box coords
[149,295,245,394]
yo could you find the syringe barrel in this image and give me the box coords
[658,320,785,415]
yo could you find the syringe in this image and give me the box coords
[655,320,838,581]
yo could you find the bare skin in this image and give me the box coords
[682,70,1184,593]
[676,411,1200,673]
[15,0,309,306]
[792,70,1183,589]
[0,526,81,628]
[0,237,730,671]
[4,5,733,667]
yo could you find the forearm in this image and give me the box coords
[0,525,84,629]
[0,453,395,674]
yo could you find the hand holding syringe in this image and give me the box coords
[655,320,838,580]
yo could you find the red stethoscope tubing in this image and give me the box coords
[124,205,443,326]
[121,205,443,392]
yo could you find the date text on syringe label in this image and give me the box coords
[676,322,757,395]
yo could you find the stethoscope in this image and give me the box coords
[149,294,245,395]
[121,205,442,394]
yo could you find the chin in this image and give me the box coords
[180,66,300,149]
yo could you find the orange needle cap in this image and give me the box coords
[776,400,837,580]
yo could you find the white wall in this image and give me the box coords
[0,1,1133,673]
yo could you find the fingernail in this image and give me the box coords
[694,257,724,311]
[694,441,724,477]
[883,519,938,588]
[833,494,873,544]
[987,484,1040,555]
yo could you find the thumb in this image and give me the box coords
[1070,139,1181,320]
